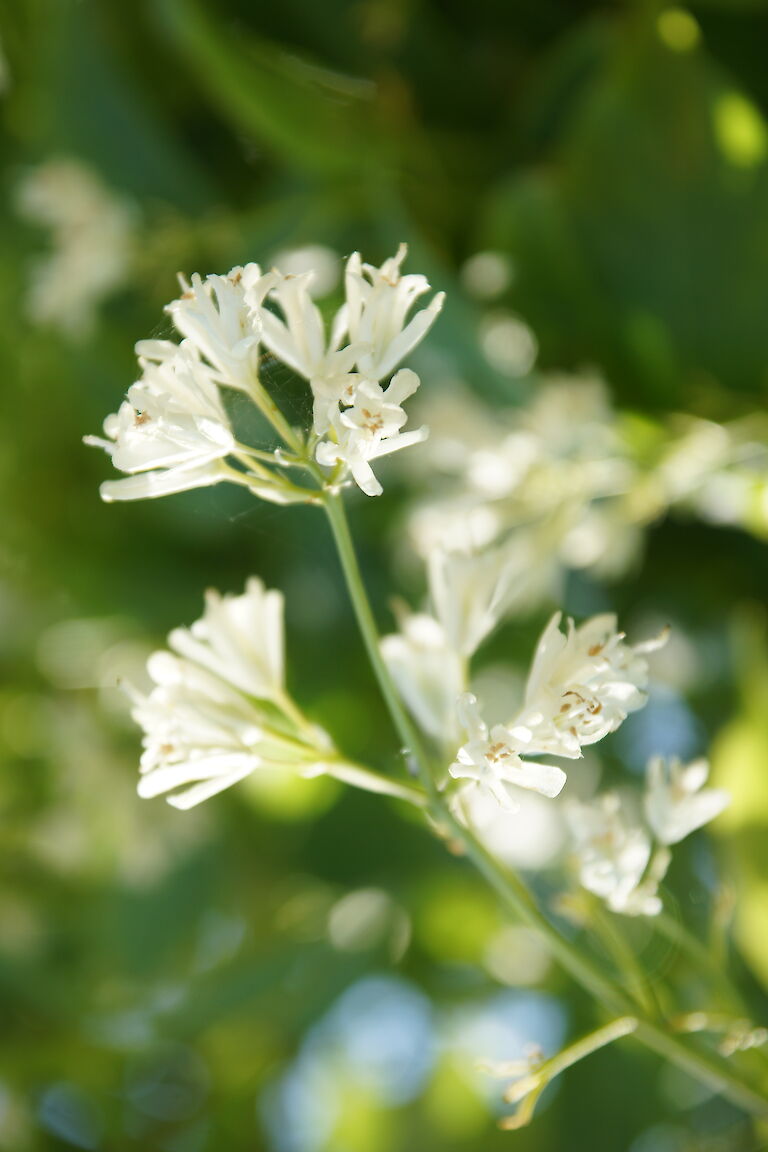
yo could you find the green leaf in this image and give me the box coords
[155,0,383,178]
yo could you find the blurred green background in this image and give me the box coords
[2,0,768,1148]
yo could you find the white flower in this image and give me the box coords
[644,756,729,845]
[449,693,566,811]
[510,613,666,759]
[85,343,235,502]
[134,653,273,808]
[343,244,445,380]
[133,653,331,810]
[256,269,346,379]
[427,543,525,659]
[255,269,363,434]
[131,579,332,808]
[316,371,427,496]
[16,158,134,340]
[567,794,669,916]
[168,578,284,700]
[380,612,464,744]
[400,375,650,614]
[166,265,266,391]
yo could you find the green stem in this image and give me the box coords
[322,492,433,774]
[323,761,428,807]
[591,903,660,1018]
[322,491,768,1119]
[655,910,749,1017]
[529,1015,639,1092]
[497,1016,639,1130]
[248,378,305,458]
[435,791,768,1117]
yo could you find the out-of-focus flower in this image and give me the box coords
[644,756,729,845]
[459,787,567,871]
[316,370,427,496]
[479,311,538,377]
[510,613,667,760]
[404,380,768,631]
[269,244,340,297]
[449,693,566,811]
[130,579,336,808]
[16,158,135,339]
[566,794,669,916]
[427,544,525,660]
[658,414,768,535]
[402,375,646,617]
[460,250,513,300]
[85,343,235,502]
[380,611,464,745]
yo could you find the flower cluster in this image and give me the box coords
[380,543,521,747]
[449,613,664,812]
[404,376,643,590]
[382,541,664,815]
[130,578,339,808]
[86,245,443,502]
[566,756,729,916]
[403,377,768,624]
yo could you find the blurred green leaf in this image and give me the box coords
[155,0,383,179]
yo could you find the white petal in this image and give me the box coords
[138,753,258,798]
[350,457,383,497]
[100,461,227,501]
[502,759,567,799]
[166,762,259,808]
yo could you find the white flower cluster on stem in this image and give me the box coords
[86,245,443,502]
[85,240,768,1122]
[449,613,665,812]
[566,756,729,916]
[130,578,339,808]
[508,612,667,760]
[380,544,519,748]
[381,536,667,815]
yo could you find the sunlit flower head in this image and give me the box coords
[316,370,427,496]
[88,243,441,505]
[167,265,265,390]
[168,578,285,700]
[84,343,235,502]
[130,578,334,809]
[510,613,667,760]
[449,693,567,811]
[256,266,359,389]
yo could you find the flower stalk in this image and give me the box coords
[322,489,768,1120]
